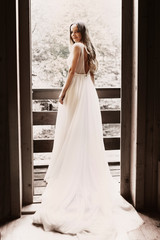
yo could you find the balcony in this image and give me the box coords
[22,87,121,213]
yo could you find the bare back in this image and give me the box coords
[71,42,90,74]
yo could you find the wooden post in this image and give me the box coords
[121,0,134,200]
[0,0,11,222]
[134,0,149,209]
[144,0,160,209]
[130,0,139,207]
[7,0,22,218]
[19,0,33,205]
[130,0,160,210]
[121,0,146,207]
[158,162,160,211]
[154,1,160,211]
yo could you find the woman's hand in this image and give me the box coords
[59,91,66,104]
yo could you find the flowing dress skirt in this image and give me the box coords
[32,72,143,240]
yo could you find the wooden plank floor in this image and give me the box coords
[0,212,160,239]
[1,159,160,240]
[20,161,121,215]
[32,150,121,204]
[2,151,160,239]
[32,164,120,204]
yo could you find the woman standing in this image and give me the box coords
[33,22,143,240]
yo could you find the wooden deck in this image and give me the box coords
[32,88,121,154]
[32,163,120,205]
[20,164,120,215]
[32,150,120,205]
[28,87,122,208]
[0,211,160,240]
[1,151,160,240]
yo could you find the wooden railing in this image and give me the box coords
[28,87,121,207]
[32,88,120,154]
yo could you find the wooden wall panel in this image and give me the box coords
[7,0,22,218]
[0,0,11,222]
[143,0,160,209]
[0,0,22,222]
[19,0,33,205]
[143,0,155,209]
[130,0,138,207]
[121,0,133,200]
[130,0,160,210]
[154,1,160,211]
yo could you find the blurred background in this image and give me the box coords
[31,0,121,88]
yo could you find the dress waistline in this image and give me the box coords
[74,71,90,76]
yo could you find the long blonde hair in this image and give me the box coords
[69,22,98,73]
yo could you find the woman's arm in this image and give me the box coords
[59,44,81,104]
[90,71,95,85]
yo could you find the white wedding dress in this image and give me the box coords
[32,42,143,239]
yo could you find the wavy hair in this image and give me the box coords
[69,22,98,73]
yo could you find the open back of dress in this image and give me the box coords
[68,42,89,74]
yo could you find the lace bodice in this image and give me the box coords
[67,42,89,74]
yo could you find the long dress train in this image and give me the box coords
[32,42,144,239]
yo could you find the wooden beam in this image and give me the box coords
[19,0,33,205]
[143,0,160,210]
[33,110,120,125]
[34,139,53,153]
[121,0,133,200]
[32,88,61,100]
[0,0,12,222]
[101,110,120,124]
[130,0,139,207]
[158,162,160,211]
[155,1,160,211]
[32,88,120,100]
[133,0,147,209]
[33,111,57,125]
[7,0,22,218]
[33,137,120,153]
[103,137,120,150]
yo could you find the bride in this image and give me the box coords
[32,22,144,240]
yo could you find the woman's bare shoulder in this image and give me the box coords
[72,43,82,55]
[72,42,83,49]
